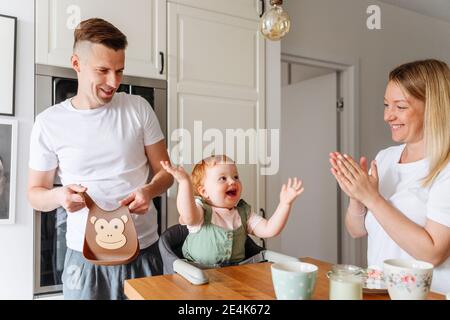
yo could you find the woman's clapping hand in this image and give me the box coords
[329,152,381,208]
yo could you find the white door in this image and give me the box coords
[167,3,265,227]
[280,72,338,263]
[36,0,166,79]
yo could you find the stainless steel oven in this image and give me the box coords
[33,64,168,297]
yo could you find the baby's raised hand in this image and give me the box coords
[280,177,304,206]
[160,161,190,183]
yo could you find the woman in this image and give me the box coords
[329,59,450,294]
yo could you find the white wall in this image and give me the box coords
[0,0,35,299]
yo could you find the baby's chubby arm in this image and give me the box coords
[252,178,304,238]
[160,161,203,225]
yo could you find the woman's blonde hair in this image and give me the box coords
[191,155,235,196]
[389,59,450,186]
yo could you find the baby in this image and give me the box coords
[161,155,304,267]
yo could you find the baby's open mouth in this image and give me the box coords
[226,189,237,197]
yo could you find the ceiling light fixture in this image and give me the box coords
[260,0,291,41]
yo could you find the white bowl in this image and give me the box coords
[383,259,434,300]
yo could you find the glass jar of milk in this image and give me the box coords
[327,264,363,300]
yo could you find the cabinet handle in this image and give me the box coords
[259,208,266,249]
[259,0,265,18]
[159,51,164,75]
[259,208,266,219]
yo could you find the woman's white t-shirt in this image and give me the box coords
[29,93,165,252]
[365,144,450,294]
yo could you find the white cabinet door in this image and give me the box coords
[167,0,263,20]
[167,3,266,227]
[36,0,166,79]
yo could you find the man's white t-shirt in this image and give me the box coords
[29,92,165,252]
[365,144,450,294]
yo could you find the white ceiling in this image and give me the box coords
[378,0,450,23]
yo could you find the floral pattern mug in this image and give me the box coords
[383,259,433,300]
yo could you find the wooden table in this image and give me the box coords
[124,257,445,300]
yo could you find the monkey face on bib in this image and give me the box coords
[90,215,128,250]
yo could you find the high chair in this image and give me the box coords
[158,224,300,285]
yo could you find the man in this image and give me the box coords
[28,18,173,299]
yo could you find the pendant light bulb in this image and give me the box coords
[260,0,291,41]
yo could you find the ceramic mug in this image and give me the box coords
[271,261,318,300]
[383,259,433,300]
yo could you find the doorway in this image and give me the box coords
[279,54,363,266]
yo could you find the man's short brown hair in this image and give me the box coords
[74,18,128,51]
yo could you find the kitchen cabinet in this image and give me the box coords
[167,0,264,20]
[36,0,166,79]
[167,3,266,226]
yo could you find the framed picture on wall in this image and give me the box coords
[0,119,18,224]
[0,14,17,116]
